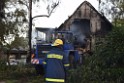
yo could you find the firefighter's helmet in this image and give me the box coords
[52,39,63,46]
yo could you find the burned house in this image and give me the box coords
[57,1,112,51]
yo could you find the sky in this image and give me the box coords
[5,0,99,44]
[31,0,99,44]
[32,0,99,28]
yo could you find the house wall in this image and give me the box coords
[58,1,112,51]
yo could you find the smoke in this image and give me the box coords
[70,19,91,47]
[70,22,86,43]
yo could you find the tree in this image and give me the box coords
[11,35,28,49]
[100,0,124,26]
[0,0,60,52]
[67,26,124,83]
[0,0,7,45]
[28,0,60,62]
[4,34,28,66]
[0,0,30,66]
[0,0,28,48]
[0,0,60,64]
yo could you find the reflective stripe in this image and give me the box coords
[64,64,70,67]
[46,78,65,82]
[31,59,39,64]
[47,54,63,60]
[43,61,46,64]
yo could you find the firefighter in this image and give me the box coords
[45,39,69,83]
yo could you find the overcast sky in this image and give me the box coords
[31,0,99,44]
[32,0,99,28]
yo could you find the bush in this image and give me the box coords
[66,26,124,83]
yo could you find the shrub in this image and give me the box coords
[67,26,124,83]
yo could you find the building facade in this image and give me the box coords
[57,1,112,51]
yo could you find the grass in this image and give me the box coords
[2,75,45,83]
[0,63,45,83]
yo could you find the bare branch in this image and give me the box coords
[32,1,59,20]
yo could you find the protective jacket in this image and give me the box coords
[45,47,69,83]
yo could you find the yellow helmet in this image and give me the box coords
[52,39,63,46]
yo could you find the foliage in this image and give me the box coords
[0,61,45,83]
[0,0,7,44]
[0,0,60,48]
[100,0,124,26]
[66,26,124,83]
[0,0,29,48]
[11,35,28,49]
